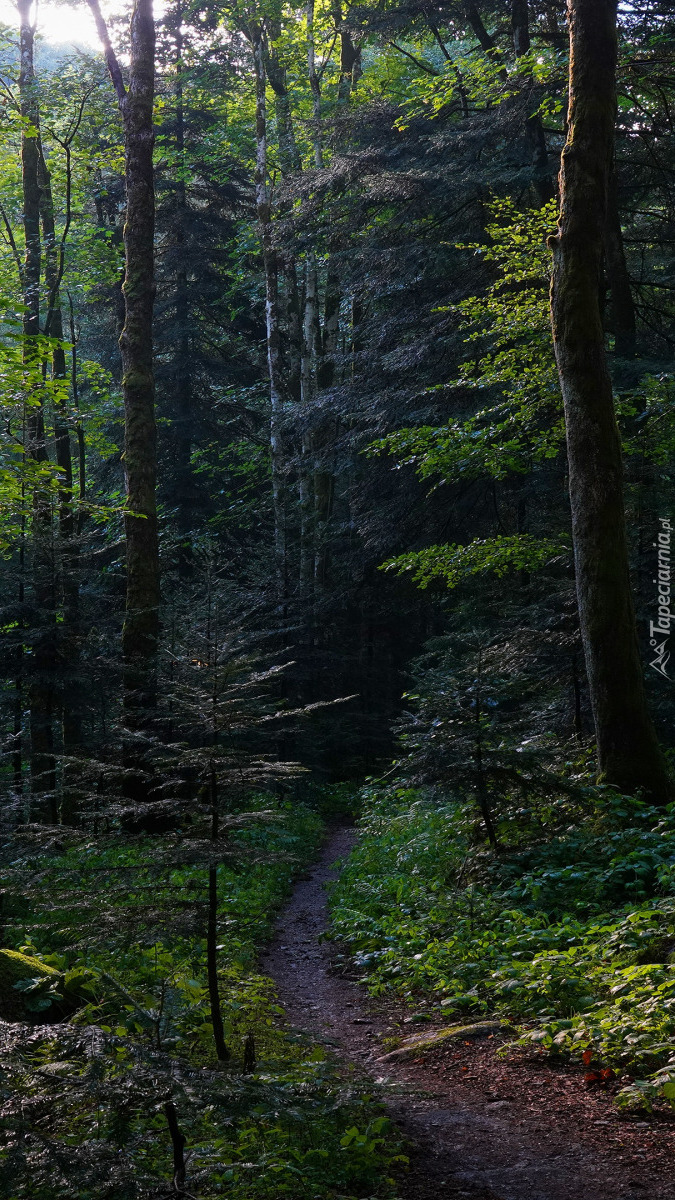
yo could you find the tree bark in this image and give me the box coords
[171,7,196,574]
[465,1,497,54]
[263,38,301,177]
[332,1,361,109]
[207,767,229,1062]
[38,140,83,820]
[511,0,554,203]
[262,34,303,411]
[120,0,159,724]
[252,33,287,608]
[307,0,323,167]
[163,1102,187,1193]
[549,0,671,801]
[38,145,72,538]
[300,255,319,594]
[605,180,636,358]
[88,0,160,779]
[18,0,57,818]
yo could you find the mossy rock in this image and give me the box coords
[376,1020,511,1062]
[0,949,62,1020]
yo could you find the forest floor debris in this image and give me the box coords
[262,826,675,1200]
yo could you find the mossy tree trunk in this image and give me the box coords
[549,0,671,801]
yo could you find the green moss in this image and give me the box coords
[377,1020,510,1062]
[0,949,60,1020]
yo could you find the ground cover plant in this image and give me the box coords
[0,796,406,1199]
[329,782,675,1112]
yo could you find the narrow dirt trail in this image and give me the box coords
[262,826,672,1200]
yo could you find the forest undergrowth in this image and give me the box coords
[329,780,675,1114]
[0,794,405,1200]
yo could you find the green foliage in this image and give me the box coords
[370,199,562,484]
[0,798,405,1198]
[330,783,675,1111]
[369,199,569,593]
[382,533,569,589]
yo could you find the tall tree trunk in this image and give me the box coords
[263,39,301,176]
[68,297,86,535]
[39,146,72,539]
[307,0,323,167]
[465,1,507,80]
[207,766,229,1062]
[88,0,160,793]
[18,0,40,356]
[38,141,83,821]
[511,0,554,203]
[18,0,57,818]
[549,0,671,801]
[605,180,636,359]
[464,1,497,53]
[332,2,361,110]
[262,29,303,411]
[172,7,195,574]
[13,490,25,797]
[120,0,159,737]
[425,18,469,118]
[300,256,319,594]
[264,40,303,407]
[252,33,287,609]
[263,30,306,595]
[313,266,339,592]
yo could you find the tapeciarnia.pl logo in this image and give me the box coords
[649,516,673,679]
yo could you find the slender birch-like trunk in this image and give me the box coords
[252,34,287,607]
[299,256,319,593]
[263,42,303,409]
[549,0,671,800]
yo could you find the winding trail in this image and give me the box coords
[262,827,672,1200]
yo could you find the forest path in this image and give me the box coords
[261,826,669,1200]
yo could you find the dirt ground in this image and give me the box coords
[260,826,675,1200]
